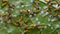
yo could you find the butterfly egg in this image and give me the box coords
[21,5,24,7]
[36,18,38,21]
[51,27,54,30]
[20,10,23,13]
[25,4,30,7]
[42,14,46,17]
[44,26,47,28]
[16,1,20,4]
[25,3,30,7]
[3,27,7,29]
[0,10,4,14]
[13,15,17,17]
[0,21,3,24]
[52,4,58,8]
[0,12,4,14]
[16,6,20,8]
[58,15,60,17]
[11,14,17,17]
[22,32,24,34]
[28,9,30,13]
[48,24,51,26]
[30,0,33,2]
[29,15,32,18]
[55,24,59,28]
[42,12,49,17]
[37,22,40,25]
[48,18,51,21]
[8,29,14,33]
[45,12,49,15]
[11,9,14,11]
[40,11,44,14]
[34,8,36,10]
[49,15,52,17]
[43,6,48,9]
[0,17,2,20]
[28,10,30,12]
[51,18,57,22]
[34,14,36,16]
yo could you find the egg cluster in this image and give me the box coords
[0,0,60,34]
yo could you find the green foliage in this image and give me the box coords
[0,0,60,34]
